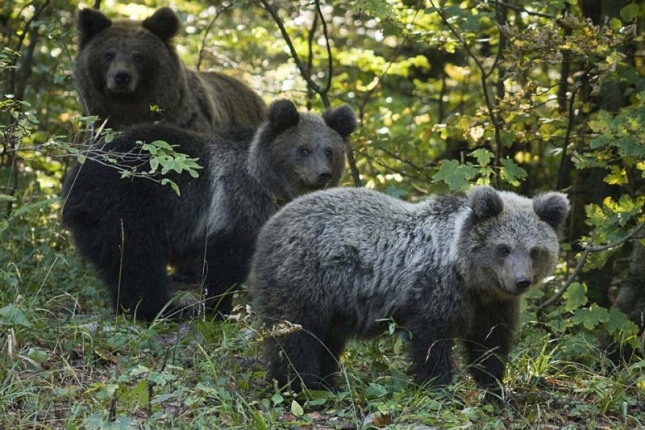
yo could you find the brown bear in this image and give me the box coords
[61,99,357,321]
[249,186,569,399]
[74,7,266,133]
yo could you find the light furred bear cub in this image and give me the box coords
[61,100,356,321]
[249,186,569,398]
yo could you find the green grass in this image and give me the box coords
[1,188,644,429]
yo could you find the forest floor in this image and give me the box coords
[1,196,644,429]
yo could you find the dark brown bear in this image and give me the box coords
[61,100,357,321]
[74,7,266,133]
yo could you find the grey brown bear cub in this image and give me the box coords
[249,186,569,394]
[61,100,356,321]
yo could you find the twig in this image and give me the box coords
[314,0,333,97]
[536,222,645,315]
[305,9,318,108]
[556,83,578,190]
[479,0,557,20]
[259,0,322,95]
[429,0,503,177]
[196,5,231,70]
[259,0,362,186]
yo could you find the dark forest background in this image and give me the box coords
[1,0,644,427]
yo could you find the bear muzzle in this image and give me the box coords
[108,70,138,94]
[514,277,532,292]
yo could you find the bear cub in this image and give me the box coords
[249,186,569,397]
[61,99,356,321]
[74,7,266,133]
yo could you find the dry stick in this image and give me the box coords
[429,0,503,174]
[305,11,318,110]
[259,0,323,95]
[259,0,362,186]
[196,5,231,71]
[556,84,579,191]
[314,0,334,97]
[536,222,645,316]
[485,0,557,20]
[493,0,507,189]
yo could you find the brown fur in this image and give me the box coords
[74,7,266,133]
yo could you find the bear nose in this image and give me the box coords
[318,171,332,182]
[515,277,532,291]
[114,71,131,84]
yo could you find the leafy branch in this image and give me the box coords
[429,0,504,182]
[536,222,645,316]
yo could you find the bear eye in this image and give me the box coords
[497,245,511,256]
[132,53,144,63]
[103,52,115,62]
[299,147,311,156]
[530,248,539,259]
[325,148,333,158]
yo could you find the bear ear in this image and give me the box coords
[533,192,570,231]
[322,105,357,139]
[142,7,181,41]
[78,9,112,48]
[266,99,301,135]
[468,186,503,220]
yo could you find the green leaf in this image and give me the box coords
[620,3,641,22]
[469,148,493,166]
[432,160,477,191]
[603,307,640,339]
[352,0,395,20]
[271,393,283,406]
[0,304,32,327]
[571,306,610,330]
[290,400,304,417]
[150,158,159,172]
[604,165,628,186]
[365,383,388,399]
[162,179,181,196]
[499,158,527,185]
[563,282,588,311]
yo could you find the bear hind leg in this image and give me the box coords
[99,245,177,321]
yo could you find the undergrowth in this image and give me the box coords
[1,178,644,429]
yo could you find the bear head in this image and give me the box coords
[248,99,357,202]
[76,7,183,97]
[453,185,569,299]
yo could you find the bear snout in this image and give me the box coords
[302,169,333,190]
[114,71,131,85]
[515,277,532,292]
[107,70,137,93]
[317,171,332,183]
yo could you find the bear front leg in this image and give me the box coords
[464,299,519,399]
[202,233,255,316]
[264,330,324,392]
[318,333,350,391]
[407,321,456,387]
